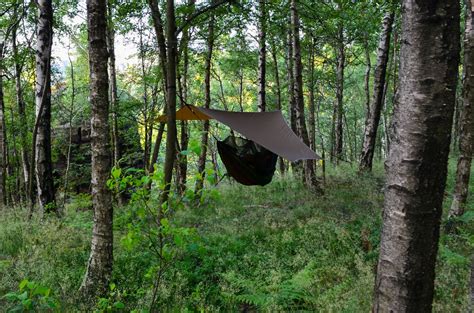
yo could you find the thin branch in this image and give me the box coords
[175,0,234,36]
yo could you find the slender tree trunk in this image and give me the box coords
[62,51,75,210]
[160,0,178,205]
[359,11,394,172]
[373,0,460,310]
[139,24,152,172]
[308,36,316,152]
[334,18,345,165]
[195,12,215,197]
[80,0,113,298]
[363,33,371,120]
[35,0,56,213]
[106,0,120,169]
[147,0,169,174]
[257,0,266,112]
[286,26,297,135]
[0,42,8,208]
[270,39,285,175]
[12,24,31,199]
[291,0,321,193]
[449,2,474,218]
[176,0,194,195]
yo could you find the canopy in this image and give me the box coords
[159,105,320,162]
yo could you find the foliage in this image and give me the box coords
[0,163,470,311]
[2,279,60,312]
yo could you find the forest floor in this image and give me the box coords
[0,162,472,312]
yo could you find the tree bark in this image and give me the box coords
[106,0,120,169]
[147,0,168,174]
[359,11,394,172]
[286,25,297,135]
[308,35,316,152]
[160,0,178,205]
[195,11,215,197]
[139,24,152,172]
[176,0,194,195]
[257,0,266,112]
[0,42,8,208]
[62,50,75,210]
[334,17,345,165]
[291,0,321,193]
[363,33,371,120]
[373,0,460,310]
[270,39,285,175]
[449,2,474,218]
[12,23,31,198]
[80,0,113,298]
[35,0,56,213]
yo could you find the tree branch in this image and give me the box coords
[175,0,234,36]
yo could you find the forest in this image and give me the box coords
[0,0,473,311]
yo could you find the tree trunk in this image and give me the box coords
[0,42,8,208]
[270,39,285,175]
[449,2,474,218]
[195,11,215,197]
[291,0,321,193]
[147,0,168,174]
[257,0,266,112]
[160,0,178,205]
[12,24,31,199]
[363,33,371,120]
[80,0,114,298]
[106,0,120,169]
[334,18,345,165]
[139,24,152,172]
[62,50,76,210]
[176,0,194,195]
[373,0,460,310]
[308,36,316,152]
[359,11,394,172]
[35,0,56,213]
[286,25,297,135]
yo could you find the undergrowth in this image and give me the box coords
[0,161,472,311]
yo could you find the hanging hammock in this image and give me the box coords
[159,105,319,186]
[217,136,278,186]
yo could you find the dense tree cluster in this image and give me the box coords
[0,0,472,310]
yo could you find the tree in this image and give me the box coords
[195,9,215,198]
[449,0,474,218]
[291,0,321,192]
[12,15,31,198]
[80,0,113,297]
[373,0,460,310]
[257,0,266,112]
[0,40,8,207]
[35,0,56,213]
[161,0,178,205]
[359,10,394,172]
[106,0,120,171]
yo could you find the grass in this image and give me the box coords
[0,161,472,312]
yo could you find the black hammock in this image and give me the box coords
[216,136,278,186]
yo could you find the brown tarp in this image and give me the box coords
[159,105,320,162]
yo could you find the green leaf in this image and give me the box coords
[111,167,122,179]
[32,286,50,297]
[19,279,28,290]
[113,301,125,309]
